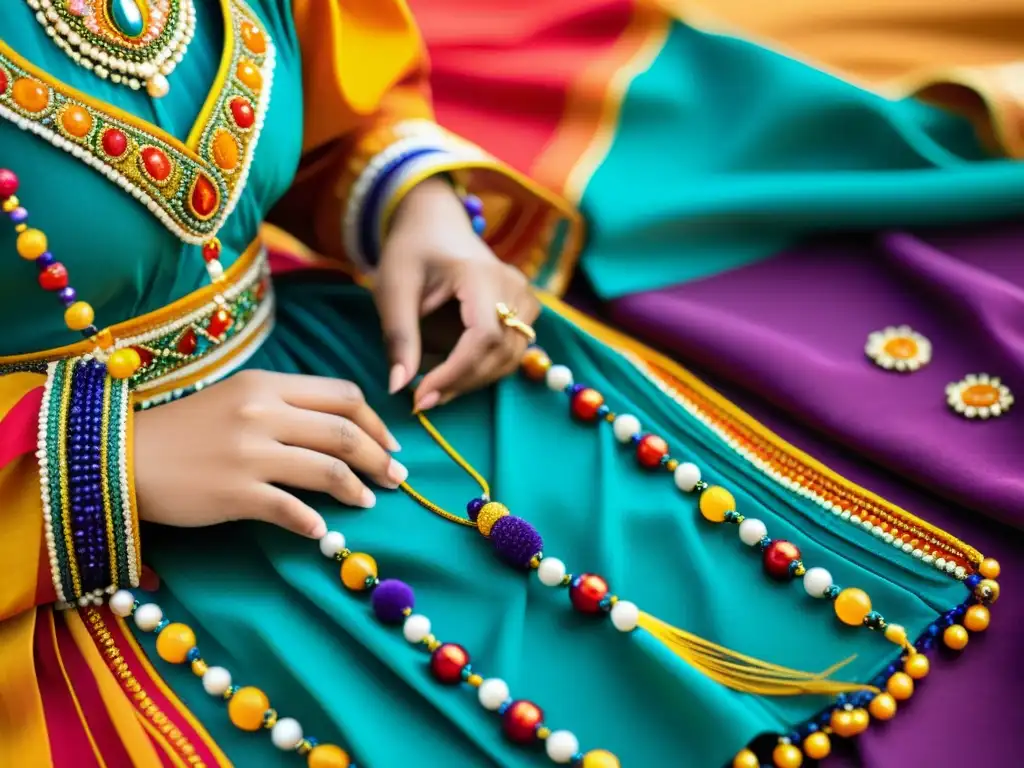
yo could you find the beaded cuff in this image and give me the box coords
[39,357,140,606]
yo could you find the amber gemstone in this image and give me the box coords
[520,347,551,381]
[240,21,267,54]
[227,686,269,732]
[102,128,128,158]
[212,131,239,170]
[235,60,262,91]
[61,105,93,138]
[229,97,255,129]
[176,328,197,355]
[190,174,219,218]
[12,78,49,112]
[207,308,232,338]
[960,384,999,408]
[141,146,172,181]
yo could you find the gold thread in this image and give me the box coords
[59,358,82,598]
[100,380,119,588]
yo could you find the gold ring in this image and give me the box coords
[496,302,537,343]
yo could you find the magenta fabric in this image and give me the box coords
[601,225,1024,764]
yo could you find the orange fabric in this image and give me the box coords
[0,455,53,621]
[0,608,51,766]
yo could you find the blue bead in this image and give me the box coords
[306,737,319,748]
[927,623,940,637]
[965,574,981,588]
[805,723,819,733]
[570,383,585,395]
[470,215,486,236]
[35,251,55,269]
[187,647,201,662]
[155,618,170,633]
[462,193,484,216]
[498,701,511,715]
[759,536,772,550]
[9,207,28,224]
[596,404,610,417]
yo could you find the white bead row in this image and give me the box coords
[622,352,966,581]
[37,361,66,604]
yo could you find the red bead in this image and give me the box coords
[207,308,232,338]
[429,643,469,685]
[230,97,255,129]
[763,540,802,581]
[141,146,172,181]
[571,388,604,421]
[0,69,8,97]
[636,434,669,468]
[202,239,221,262]
[569,573,609,614]
[176,328,197,355]
[190,174,219,218]
[502,700,543,744]
[101,128,128,158]
[0,168,18,199]
[38,262,68,291]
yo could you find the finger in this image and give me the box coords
[375,255,427,393]
[275,406,408,489]
[414,324,505,409]
[252,484,327,539]
[438,339,522,406]
[264,446,378,509]
[267,373,400,452]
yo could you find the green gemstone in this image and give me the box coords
[107,0,146,38]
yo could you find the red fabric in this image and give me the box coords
[0,387,43,470]
[409,0,635,175]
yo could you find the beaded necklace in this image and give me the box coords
[24,0,196,98]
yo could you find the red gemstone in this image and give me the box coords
[254,276,269,301]
[190,174,219,218]
[141,146,171,181]
[201,239,221,262]
[132,346,154,367]
[0,68,8,96]
[502,700,544,744]
[207,308,232,338]
[38,262,68,291]
[569,573,609,614]
[229,97,255,129]
[101,128,128,158]
[636,434,669,468]
[430,643,469,685]
[763,540,802,581]
[176,328,197,355]
[571,388,605,421]
[0,168,18,199]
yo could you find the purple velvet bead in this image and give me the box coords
[371,579,415,624]
[489,515,543,569]
[58,286,77,305]
[9,207,28,224]
[466,497,486,522]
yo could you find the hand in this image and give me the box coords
[132,371,406,538]
[373,177,539,411]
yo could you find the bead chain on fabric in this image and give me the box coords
[25,0,195,97]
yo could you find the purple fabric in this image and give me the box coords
[598,224,1024,765]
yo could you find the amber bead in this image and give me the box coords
[307,744,351,768]
[241,21,268,54]
[943,624,969,650]
[61,105,93,138]
[571,388,605,421]
[236,60,263,90]
[520,347,552,380]
[833,588,872,626]
[964,604,990,632]
[227,686,270,731]
[107,348,142,380]
[476,502,509,537]
[581,750,621,768]
[155,623,197,664]
[772,743,803,768]
[830,709,857,738]
[883,623,908,647]
[803,732,831,760]
[698,486,735,523]
[978,557,1001,579]
[886,672,914,701]
[732,749,759,768]
[12,78,49,112]
[16,228,47,260]
[975,578,1000,604]
[340,553,378,591]
[212,131,240,170]
[64,301,95,331]
[849,708,870,734]
[868,693,897,721]
[903,653,929,680]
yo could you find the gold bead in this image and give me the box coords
[227,686,269,731]
[107,348,142,380]
[16,228,47,260]
[732,749,759,768]
[699,486,735,523]
[64,301,95,331]
[975,578,1000,605]
[1,196,18,212]
[834,588,872,626]
[903,653,929,679]
[155,623,196,664]
[886,672,914,701]
[340,552,377,591]
[849,708,870,734]
[476,502,509,537]
[964,604,990,633]
[581,751,621,768]
[883,623,907,647]
[978,557,1001,580]
[191,659,208,677]
[868,692,897,721]
[307,744,351,768]
[803,732,831,760]
[467,674,483,686]
[772,743,803,768]
[536,727,551,739]
[942,624,969,650]
[830,709,857,738]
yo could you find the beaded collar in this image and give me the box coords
[0,0,273,244]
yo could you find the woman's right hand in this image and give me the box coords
[132,370,406,539]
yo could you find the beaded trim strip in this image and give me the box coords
[0,0,273,243]
[625,354,981,579]
[38,357,139,607]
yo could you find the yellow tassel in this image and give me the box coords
[638,612,879,697]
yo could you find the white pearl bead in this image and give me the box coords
[109,589,135,617]
[738,518,768,547]
[545,365,573,392]
[133,603,163,632]
[477,678,510,711]
[612,414,641,443]
[270,717,303,750]
[803,567,833,598]
[545,730,580,764]
[673,462,701,492]
[202,666,232,696]
[537,557,566,587]
[318,531,346,558]
[403,614,431,643]
[206,260,224,281]
[610,600,639,632]
[146,73,169,98]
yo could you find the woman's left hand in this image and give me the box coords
[373,176,538,411]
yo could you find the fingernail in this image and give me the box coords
[310,518,327,539]
[360,489,377,508]
[389,364,407,394]
[387,459,409,486]
[416,391,440,412]
[385,431,402,452]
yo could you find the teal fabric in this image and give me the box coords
[0,1,973,765]
[579,22,1024,299]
